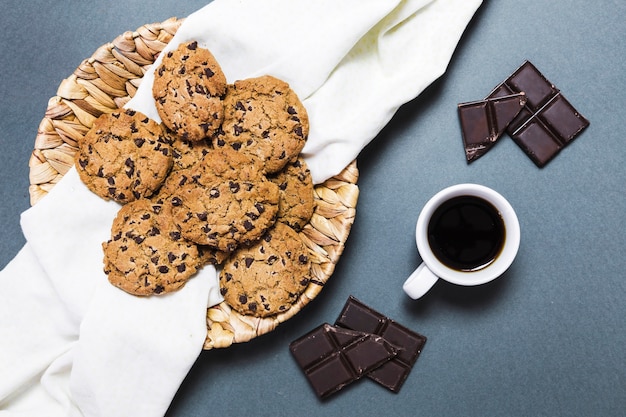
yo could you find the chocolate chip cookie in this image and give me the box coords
[75,109,173,204]
[270,157,314,231]
[153,41,227,141]
[103,198,200,296]
[169,176,280,252]
[216,75,309,174]
[219,223,312,317]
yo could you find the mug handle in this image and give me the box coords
[403,263,439,299]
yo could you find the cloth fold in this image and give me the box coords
[0,0,481,415]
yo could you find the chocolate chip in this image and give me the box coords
[125,158,135,178]
[245,211,259,220]
[159,265,169,274]
[245,257,254,268]
[177,264,186,273]
[243,220,254,231]
[178,176,189,187]
[185,80,194,97]
[229,181,240,193]
[187,41,198,50]
[134,138,145,148]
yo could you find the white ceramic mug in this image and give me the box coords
[402,184,520,299]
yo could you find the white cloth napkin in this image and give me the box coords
[0,0,481,415]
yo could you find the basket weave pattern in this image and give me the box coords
[28,18,359,350]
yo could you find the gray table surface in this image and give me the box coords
[1,1,625,416]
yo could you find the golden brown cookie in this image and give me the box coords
[169,176,280,252]
[219,223,312,317]
[75,109,173,204]
[154,145,263,217]
[153,41,227,142]
[270,157,314,231]
[103,198,200,296]
[216,75,309,174]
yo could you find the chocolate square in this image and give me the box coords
[289,323,397,399]
[335,296,427,393]
[458,93,527,163]
[486,60,589,167]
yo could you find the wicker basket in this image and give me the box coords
[28,17,359,350]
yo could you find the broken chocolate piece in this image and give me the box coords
[289,323,397,399]
[458,93,527,162]
[487,60,589,167]
[335,296,427,393]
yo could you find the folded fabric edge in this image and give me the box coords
[302,0,483,184]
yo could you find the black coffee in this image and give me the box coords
[427,195,505,271]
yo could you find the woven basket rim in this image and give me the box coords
[28,17,359,350]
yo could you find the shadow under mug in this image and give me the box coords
[403,184,520,300]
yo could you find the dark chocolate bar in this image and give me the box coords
[458,93,527,163]
[289,323,397,399]
[487,60,589,167]
[335,296,427,393]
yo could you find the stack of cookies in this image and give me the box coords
[74,41,315,318]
